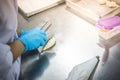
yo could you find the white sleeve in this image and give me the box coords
[0,43,13,78]
[0,0,18,78]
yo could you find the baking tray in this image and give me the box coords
[66,0,120,24]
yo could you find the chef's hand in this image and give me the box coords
[18,27,47,52]
[20,27,41,36]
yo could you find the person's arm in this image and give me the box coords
[16,28,21,37]
[7,28,24,61]
[9,40,24,61]
[10,27,47,61]
[0,43,13,78]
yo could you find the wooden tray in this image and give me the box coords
[18,0,64,17]
[66,0,120,24]
[99,25,120,41]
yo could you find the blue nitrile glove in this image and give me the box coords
[20,27,41,37]
[18,27,47,52]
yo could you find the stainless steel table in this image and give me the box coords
[18,3,120,80]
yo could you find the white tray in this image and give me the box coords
[18,0,64,17]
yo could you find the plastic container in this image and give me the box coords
[96,16,120,30]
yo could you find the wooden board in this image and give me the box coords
[99,25,120,41]
[98,25,120,49]
[18,0,64,17]
[66,0,120,24]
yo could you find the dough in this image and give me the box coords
[43,37,56,51]
[98,0,106,5]
[106,1,117,8]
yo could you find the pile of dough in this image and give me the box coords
[42,37,56,51]
[98,0,107,5]
[106,1,117,8]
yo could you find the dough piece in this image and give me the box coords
[98,0,107,5]
[106,1,117,8]
[43,37,56,51]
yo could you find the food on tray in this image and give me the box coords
[106,0,117,8]
[98,0,107,5]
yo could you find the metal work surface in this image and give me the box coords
[92,43,120,80]
[18,3,120,80]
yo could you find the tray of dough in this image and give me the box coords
[66,0,120,24]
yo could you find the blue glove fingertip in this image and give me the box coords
[20,29,27,36]
[34,26,41,30]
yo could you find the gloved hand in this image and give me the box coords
[20,27,41,36]
[18,27,47,52]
